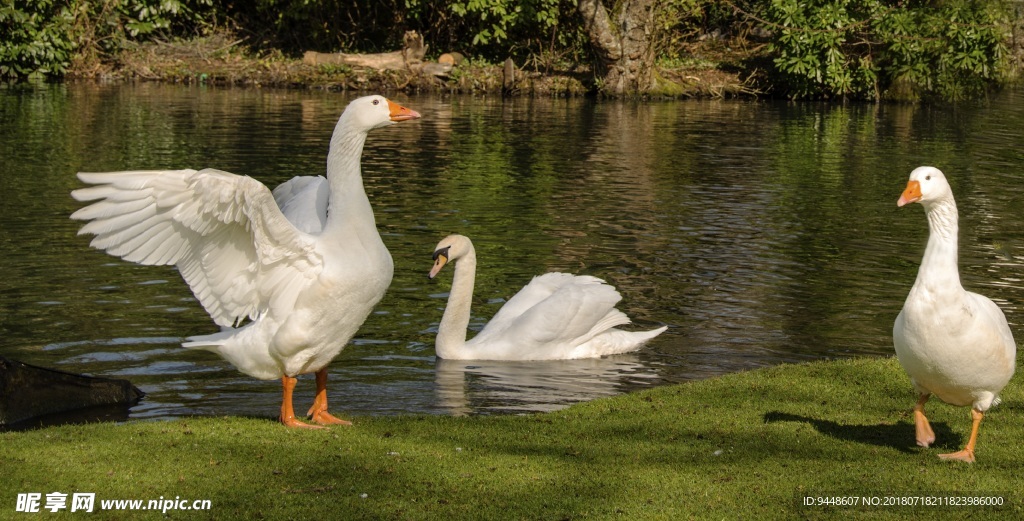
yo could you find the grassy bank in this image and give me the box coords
[2,356,1021,519]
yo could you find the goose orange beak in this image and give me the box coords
[897,180,921,207]
[388,100,421,122]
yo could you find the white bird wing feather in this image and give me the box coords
[478,273,630,347]
[71,168,322,328]
[966,292,1016,349]
[486,272,584,327]
[272,175,329,234]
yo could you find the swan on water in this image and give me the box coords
[428,234,666,361]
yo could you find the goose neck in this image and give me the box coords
[916,197,962,291]
[322,127,373,236]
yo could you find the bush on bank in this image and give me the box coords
[0,0,1018,100]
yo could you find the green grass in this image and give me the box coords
[3,356,1022,519]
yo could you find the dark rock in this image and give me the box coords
[0,356,144,426]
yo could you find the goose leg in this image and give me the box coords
[279,376,322,429]
[913,394,936,447]
[937,408,982,463]
[306,368,352,426]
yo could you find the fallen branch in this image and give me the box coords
[303,31,426,71]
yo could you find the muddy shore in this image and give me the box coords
[67,32,754,98]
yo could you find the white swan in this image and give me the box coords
[893,166,1016,462]
[71,95,421,428]
[428,234,666,360]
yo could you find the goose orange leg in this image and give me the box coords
[913,393,936,447]
[279,376,322,429]
[306,368,352,426]
[938,408,982,463]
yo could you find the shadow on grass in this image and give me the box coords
[763,411,962,453]
[0,403,134,432]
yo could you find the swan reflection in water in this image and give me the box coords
[434,354,660,416]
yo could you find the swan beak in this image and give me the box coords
[429,253,449,279]
[897,180,922,207]
[388,100,421,122]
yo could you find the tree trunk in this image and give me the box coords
[577,0,659,97]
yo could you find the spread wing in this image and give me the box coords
[71,169,322,327]
[272,175,329,234]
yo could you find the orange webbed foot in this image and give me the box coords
[310,410,352,426]
[936,408,983,463]
[914,418,936,447]
[304,368,351,426]
[279,375,327,429]
[913,394,936,447]
[937,449,975,463]
[280,415,327,430]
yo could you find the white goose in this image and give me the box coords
[428,234,666,360]
[71,95,420,428]
[893,166,1016,462]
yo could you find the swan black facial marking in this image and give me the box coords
[432,246,451,261]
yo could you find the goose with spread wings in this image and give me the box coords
[71,95,420,428]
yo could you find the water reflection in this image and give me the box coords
[434,356,657,415]
[1,83,1023,422]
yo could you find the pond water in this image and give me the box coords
[2,83,1023,422]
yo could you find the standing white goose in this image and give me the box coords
[893,166,1016,462]
[71,95,420,428]
[428,234,666,360]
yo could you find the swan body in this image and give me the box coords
[71,95,421,427]
[428,234,666,360]
[893,166,1016,462]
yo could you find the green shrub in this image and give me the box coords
[0,0,212,81]
[444,0,586,63]
[765,0,1008,101]
[876,1,1008,100]
[0,0,77,78]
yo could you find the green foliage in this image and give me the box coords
[447,0,586,63]
[0,0,77,78]
[877,1,1008,101]
[241,0,398,53]
[766,0,877,99]
[450,0,515,45]
[658,0,746,49]
[449,0,558,45]
[0,0,212,80]
[198,0,588,66]
[766,0,1009,101]
[228,0,583,64]
[2,0,1015,100]
[115,0,209,37]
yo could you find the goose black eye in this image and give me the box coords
[925,175,931,181]
[372,99,380,105]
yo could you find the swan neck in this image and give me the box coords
[915,197,962,291]
[436,252,476,358]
